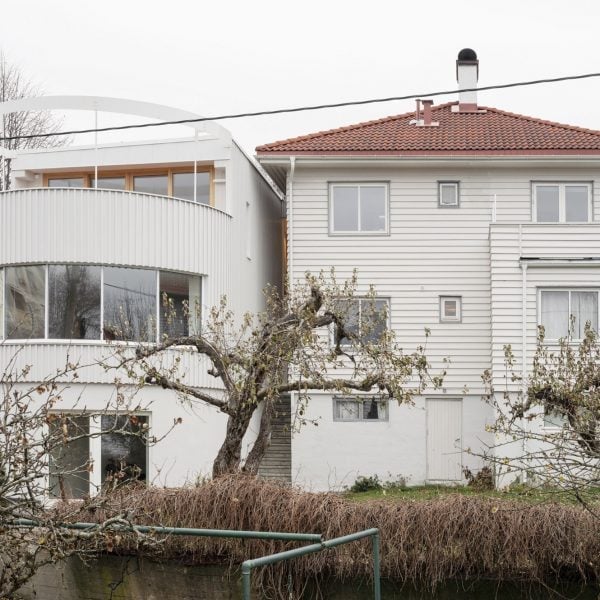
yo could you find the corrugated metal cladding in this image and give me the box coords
[0,187,231,276]
[0,343,218,388]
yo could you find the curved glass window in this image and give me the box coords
[0,265,201,342]
[5,265,46,339]
[49,265,101,339]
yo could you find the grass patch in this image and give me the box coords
[344,483,600,505]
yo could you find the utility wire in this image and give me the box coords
[0,71,599,142]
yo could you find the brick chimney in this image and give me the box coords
[455,48,479,112]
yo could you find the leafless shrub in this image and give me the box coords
[81,475,600,598]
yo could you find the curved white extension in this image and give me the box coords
[0,95,231,141]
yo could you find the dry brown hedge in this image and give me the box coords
[77,475,600,596]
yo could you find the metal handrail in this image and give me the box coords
[12,519,381,599]
[241,527,381,600]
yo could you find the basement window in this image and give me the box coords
[48,413,149,499]
[333,397,388,421]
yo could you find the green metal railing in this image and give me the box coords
[12,519,381,599]
[241,527,381,600]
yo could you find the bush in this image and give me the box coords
[348,474,382,493]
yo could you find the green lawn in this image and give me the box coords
[343,483,600,505]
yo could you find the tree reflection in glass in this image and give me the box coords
[48,265,101,339]
[5,265,46,339]
[103,267,156,342]
[159,271,202,339]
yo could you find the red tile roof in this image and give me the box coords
[256,102,600,156]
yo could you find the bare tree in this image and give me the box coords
[0,51,65,190]
[482,323,600,510]
[128,272,444,478]
[0,349,175,598]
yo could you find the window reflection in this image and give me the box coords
[48,178,85,188]
[5,265,46,339]
[101,414,148,489]
[103,267,157,342]
[49,265,101,339]
[91,177,126,190]
[159,271,202,339]
[1,264,203,343]
[172,172,210,204]
[133,175,168,196]
[49,415,90,500]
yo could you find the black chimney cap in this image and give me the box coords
[457,48,477,61]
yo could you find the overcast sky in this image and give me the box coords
[1,0,600,153]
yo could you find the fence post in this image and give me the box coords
[242,563,252,600]
[372,530,381,600]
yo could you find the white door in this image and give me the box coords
[426,398,462,481]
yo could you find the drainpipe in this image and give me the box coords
[288,157,296,287]
[520,261,528,483]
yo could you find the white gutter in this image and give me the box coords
[288,157,296,288]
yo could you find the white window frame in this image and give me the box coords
[329,182,389,235]
[332,396,389,422]
[438,181,460,207]
[538,288,599,342]
[532,182,592,223]
[542,407,568,430]
[47,410,151,499]
[335,296,390,348]
[439,296,462,323]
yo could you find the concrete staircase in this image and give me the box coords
[258,395,291,482]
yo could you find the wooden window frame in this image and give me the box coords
[43,166,215,206]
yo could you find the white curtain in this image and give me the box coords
[541,291,569,339]
[571,291,598,338]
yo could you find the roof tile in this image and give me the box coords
[256,102,600,155]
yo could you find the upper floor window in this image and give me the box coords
[330,183,388,234]
[540,289,598,340]
[533,183,591,223]
[336,297,389,346]
[45,168,212,205]
[438,182,459,207]
[1,264,201,342]
[440,296,462,322]
[47,177,85,188]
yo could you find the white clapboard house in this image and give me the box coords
[257,49,600,490]
[0,96,283,496]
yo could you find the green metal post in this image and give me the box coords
[372,531,381,600]
[242,563,252,600]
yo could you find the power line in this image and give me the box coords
[0,71,599,142]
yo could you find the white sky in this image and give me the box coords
[1,0,600,153]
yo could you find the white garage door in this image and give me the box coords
[426,398,463,481]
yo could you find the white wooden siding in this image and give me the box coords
[289,166,600,394]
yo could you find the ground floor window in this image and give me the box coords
[48,413,149,499]
[333,397,388,421]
